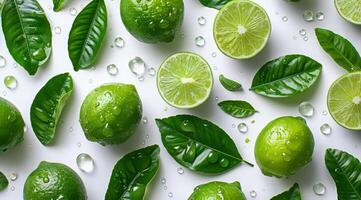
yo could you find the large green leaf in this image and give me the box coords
[53,0,67,12]
[219,74,243,91]
[325,148,361,200]
[68,0,107,71]
[30,73,73,145]
[218,100,257,118]
[271,183,302,200]
[251,54,322,98]
[315,28,361,72]
[105,145,160,200]
[156,115,252,175]
[199,0,232,9]
[0,171,8,191]
[1,0,52,75]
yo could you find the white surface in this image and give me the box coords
[0,0,361,199]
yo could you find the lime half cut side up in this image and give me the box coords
[213,0,271,59]
[328,72,361,130]
[335,0,361,25]
[157,52,213,109]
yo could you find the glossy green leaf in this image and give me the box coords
[105,145,160,200]
[1,0,52,75]
[218,100,257,118]
[156,115,252,175]
[315,28,361,72]
[68,0,107,71]
[30,73,73,145]
[251,54,322,98]
[199,0,232,9]
[219,74,242,91]
[0,171,8,191]
[53,0,67,12]
[271,183,302,200]
[325,148,361,200]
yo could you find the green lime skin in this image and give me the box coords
[120,0,184,43]
[188,181,246,200]
[24,161,87,200]
[80,83,142,145]
[0,97,25,152]
[255,116,314,178]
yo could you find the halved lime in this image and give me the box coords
[157,52,213,109]
[213,0,271,59]
[335,0,361,25]
[328,72,361,130]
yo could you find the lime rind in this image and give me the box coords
[335,0,361,25]
[213,0,271,59]
[157,52,213,109]
[328,72,361,130]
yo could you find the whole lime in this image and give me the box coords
[0,97,25,152]
[80,83,142,145]
[120,0,184,43]
[24,161,87,200]
[255,116,314,178]
[188,181,246,200]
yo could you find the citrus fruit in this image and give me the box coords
[0,97,25,152]
[335,0,361,25]
[80,83,142,145]
[255,116,314,178]
[24,161,87,200]
[328,72,361,130]
[213,0,271,59]
[157,52,213,109]
[188,181,246,200]
[120,0,184,43]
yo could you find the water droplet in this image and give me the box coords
[0,55,6,68]
[161,177,166,184]
[220,158,229,168]
[129,57,146,77]
[10,186,15,191]
[237,123,248,133]
[320,123,332,135]
[282,16,288,22]
[142,117,148,124]
[23,125,28,133]
[245,138,251,143]
[4,75,17,89]
[299,29,307,36]
[303,10,314,22]
[9,173,17,181]
[299,102,314,117]
[107,64,118,76]
[195,36,205,47]
[2,90,7,96]
[211,52,217,57]
[313,182,326,195]
[76,153,94,173]
[31,48,46,61]
[76,142,81,147]
[303,36,309,41]
[207,152,218,163]
[159,19,169,29]
[88,79,93,84]
[54,26,61,34]
[316,12,325,21]
[168,192,173,198]
[114,37,125,48]
[214,96,219,101]
[213,66,218,70]
[250,190,257,198]
[43,176,49,183]
[163,186,168,190]
[138,76,145,81]
[148,67,156,76]
[322,110,328,116]
[197,16,206,25]
[177,167,184,174]
[69,8,77,16]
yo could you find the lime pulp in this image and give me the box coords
[334,0,361,25]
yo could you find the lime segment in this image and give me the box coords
[157,52,213,109]
[213,0,271,59]
[328,72,361,130]
[335,0,361,25]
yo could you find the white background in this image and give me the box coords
[1,0,361,199]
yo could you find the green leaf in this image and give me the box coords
[219,74,242,91]
[218,100,257,118]
[155,115,252,175]
[1,0,52,75]
[325,148,361,200]
[0,171,8,191]
[271,183,302,200]
[30,73,73,145]
[68,0,107,71]
[315,28,361,72]
[199,0,232,9]
[105,145,160,200]
[251,54,322,98]
[53,0,67,12]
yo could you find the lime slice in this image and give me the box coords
[157,52,213,109]
[335,0,361,25]
[328,72,361,130]
[213,0,271,59]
